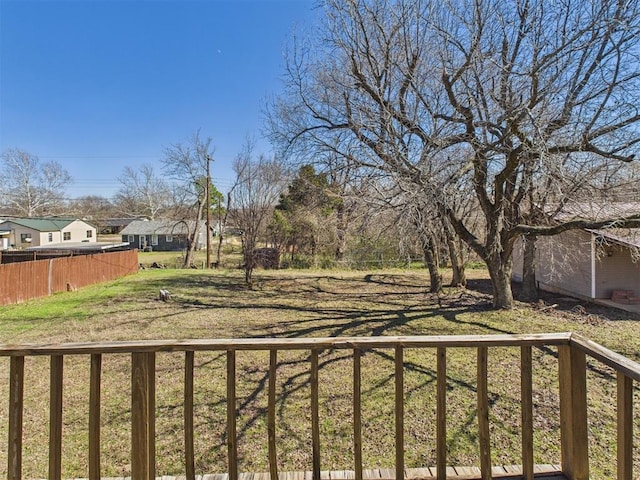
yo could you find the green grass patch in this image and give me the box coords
[0,268,638,478]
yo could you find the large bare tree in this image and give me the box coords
[162,132,215,268]
[270,0,640,308]
[0,148,72,217]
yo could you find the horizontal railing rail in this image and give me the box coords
[0,332,574,356]
[2,333,638,480]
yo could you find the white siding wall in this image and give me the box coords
[63,220,97,243]
[595,244,640,298]
[8,225,42,247]
[513,230,593,299]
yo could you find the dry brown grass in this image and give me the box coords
[0,267,638,479]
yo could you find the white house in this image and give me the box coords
[0,218,97,250]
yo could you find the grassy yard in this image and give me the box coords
[0,267,638,478]
[136,238,244,269]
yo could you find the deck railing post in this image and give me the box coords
[268,349,279,480]
[353,348,363,480]
[558,345,589,480]
[436,347,447,480]
[131,352,156,480]
[617,372,633,480]
[311,349,321,480]
[395,346,404,480]
[227,350,238,480]
[185,351,195,480]
[477,347,491,480]
[8,356,24,480]
[89,354,102,480]
[49,355,64,480]
[521,346,534,480]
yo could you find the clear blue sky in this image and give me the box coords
[0,0,318,199]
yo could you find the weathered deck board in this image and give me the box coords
[98,465,565,480]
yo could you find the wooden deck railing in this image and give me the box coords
[2,333,638,480]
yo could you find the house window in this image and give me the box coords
[48,233,53,242]
[128,235,135,243]
[20,234,32,243]
[63,232,71,241]
[166,235,173,242]
[86,230,93,238]
[151,235,158,246]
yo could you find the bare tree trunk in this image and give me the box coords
[443,219,466,287]
[421,234,443,293]
[242,232,256,285]
[312,234,318,268]
[215,192,231,268]
[245,261,254,284]
[521,235,539,302]
[183,200,206,268]
[486,255,514,309]
[449,239,467,287]
[215,231,224,268]
[335,201,347,261]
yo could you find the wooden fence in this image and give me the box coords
[2,333,638,480]
[0,249,139,305]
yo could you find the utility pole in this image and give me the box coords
[206,155,212,269]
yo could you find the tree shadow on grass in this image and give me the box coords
[89,270,632,471]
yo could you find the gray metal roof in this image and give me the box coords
[100,217,145,227]
[26,242,130,251]
[587,228,640,249]
[120,220,202,236]
[0,218,80,231]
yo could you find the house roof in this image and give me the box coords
[100,217,146,227]
[26,241,130,251]
[0,217,84,232]
[554,202,640,221]
[588,228,640,249]
[120,220,202,236]
[547,203,640,250]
